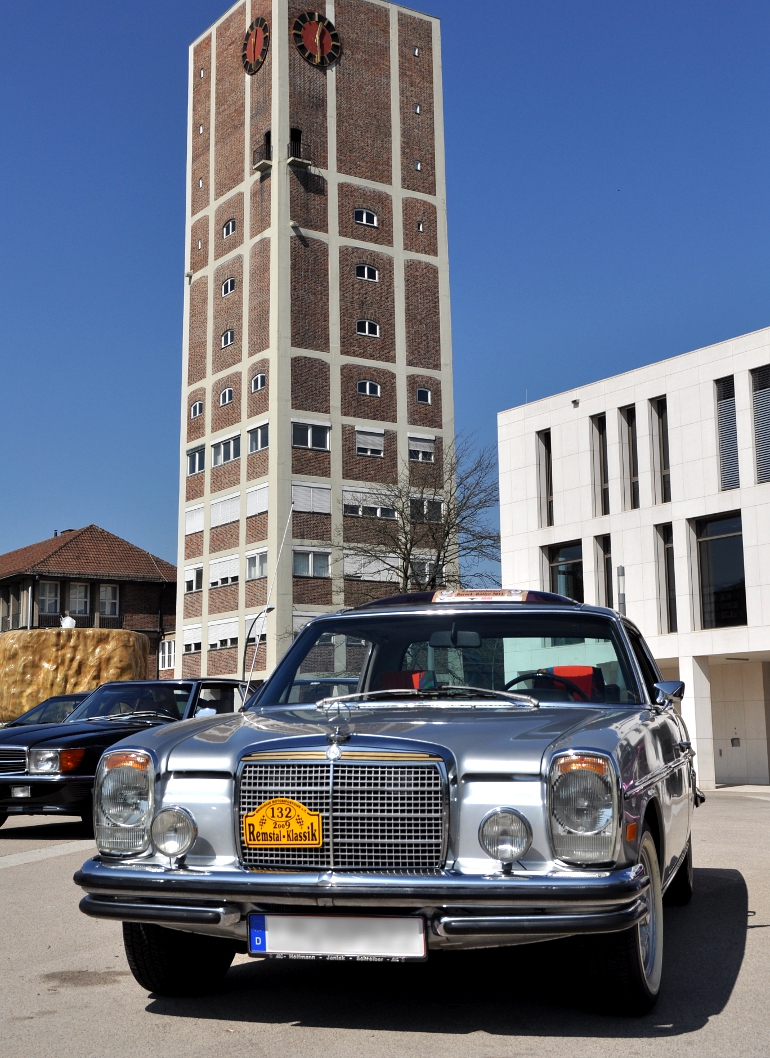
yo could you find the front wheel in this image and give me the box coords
[122,922,237,996]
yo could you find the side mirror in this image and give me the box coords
[195,706,217,718]
[653,681,685,707]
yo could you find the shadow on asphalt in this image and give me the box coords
[0,819,91,841]
[145,867,747,1036]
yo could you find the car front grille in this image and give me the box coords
[0,749,27,774]
[238,758,446,871]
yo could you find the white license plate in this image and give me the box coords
[248,913,426,961]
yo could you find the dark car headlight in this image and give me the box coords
[549,753,618,865]
[28,748,85,774]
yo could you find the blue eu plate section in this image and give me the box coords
[249,914,267,954]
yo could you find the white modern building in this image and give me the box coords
[498,326,770,789]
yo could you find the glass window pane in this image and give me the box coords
[698,518,747,628]
[313,553,329,578]
[293,552,310,576]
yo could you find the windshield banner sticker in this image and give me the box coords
[242,797,323,848]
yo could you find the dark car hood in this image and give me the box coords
[0,718,178,750]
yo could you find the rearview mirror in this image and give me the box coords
[653,681,685,707]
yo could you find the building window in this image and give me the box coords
[208,620,238,650]
[357,379,380,397]
[549,542,583,602]
[220,388,234,406]
[293,550,330,577]
[343,495,396,519]
[410,498,443,523]
[187,446,205,476]
[414,103,421,114]
[251,373,266,393]
[651,396,671,503]
[697,512,746,628]
[414,160,422,171]
[413,46,420,56]
[716,376,739,490]
[99,584,119,617]
[595,535,613,609]
[620,405,640,510]
[416,387,432,404]
[354,208,377,227]
[751,365,770,483]
[197,239,202,250]
[221,329,235,348]
[356,319,380,337]
[209,556,239,588]
[657,524,677,633]
[246,551,268,580]
[190,401,203,419]
[70,583,90,616]
[408,435,434,462]
[292,484,331,513]
[411,558,441,584]
[248,424,269,452]
[591,414,610,515]
[536,429,553,528]
[185,566,203,593]
[198,178,203,189]
[185,506,204,535]
[199,124,204,135]
[183,626,202,654]
[417,220,424,232]
[222,277,235,297]
[223,218,236,238]
[38,582,60,615]
[355,264,378,282]
[212,435,240,466]
[292,422,330,450]
[159,640,175,670]
[356,429,385,457]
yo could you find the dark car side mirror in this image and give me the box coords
[654,681,685,708]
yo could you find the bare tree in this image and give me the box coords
[339,435,500,601]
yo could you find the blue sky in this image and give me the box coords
[1,1,769,563]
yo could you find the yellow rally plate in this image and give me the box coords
[242,797,323,848]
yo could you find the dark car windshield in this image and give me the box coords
[66,683,193,722]
[7,694,89,726]
[252,611,643,708]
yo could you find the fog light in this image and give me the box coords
[478,808,532,862]
[11,786,31,798]
[151,806,197,858]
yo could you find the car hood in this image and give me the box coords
[0,718,177,750]
[120,702,640,776]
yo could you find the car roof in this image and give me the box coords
[320,589,620,622]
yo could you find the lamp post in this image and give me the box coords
[242,605,275,686]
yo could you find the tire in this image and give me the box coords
[663,838,693,906]
[79,813,94,837]
[599,826,664,1015]
[0,810,7,829]
[122,922,237,996]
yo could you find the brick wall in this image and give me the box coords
[404,260,440,369]
[190,216,209,275]
[211,522,239,553]
[182,653,202,678]
[293,512,332,541]
[187,388,206,442]
[211,459,241,494]
[185,532,204,559]
[209,583,238,614]
[215,193,244,261]
[338,184,393,246]
[339,246,395,362]
[247,450,269,480]
[250,174,271,237]
[191,36,211,216]
[291,355,330,413]
[248,358,269,418]
[291,237,329,351]
[344,579,396,607]
[288,2,328,170]
[293,576,333,606]
[186,474,205,501]
[403,198,437,256]
[208,646,238,675]
[292,448,331,477]
[249,239,270,355]
[188,278,208,385]
[245,578,267,607]
[212,256,244,373]
[184,592,202,619]
[249,0,272,168]
[335,0,391,184]
[246,512,268,544]
[398,14,436,196]
[211,371,242,433]
[244,643,266,673]
[407,373,442,429]
[340,363,396,422]
[343,515,391,544]
[214,4,246,200]
[290,169,328,233]
[342,425,397,483]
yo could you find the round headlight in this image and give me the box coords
[101,765,151,826]
[151,806,197,858]
[478,808,532,863]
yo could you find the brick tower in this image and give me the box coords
[176,0,454,680]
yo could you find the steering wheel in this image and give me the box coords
[504,670,589,701]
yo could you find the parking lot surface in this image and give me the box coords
[1,790,769,1058]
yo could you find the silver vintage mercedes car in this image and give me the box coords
[75,589,702,1014]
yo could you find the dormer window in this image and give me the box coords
[355,264,378,282]
[223,218,236,238]
[251,373,266,393]
[220,388,234,406]
[221,330,234,348]
[354,208,377,227]
[222,277,235,297]
[356,319,380,337]
[190,401,203,419]
[357,380,380,397]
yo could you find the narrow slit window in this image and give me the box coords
[596,535,613,609]
[620,405,640,510]
[591,414,610,516]
[716,376,739,490]
[651,396,671,503]
[657,523,677,633]
[751,365,770,483]
[414,103,421,114]
[536,429,553,528]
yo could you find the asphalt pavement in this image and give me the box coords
[1,789,769,1058]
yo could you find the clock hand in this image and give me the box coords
[315,22,322,62]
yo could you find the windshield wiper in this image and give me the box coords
[315,686,538,710]
[85,711,176,723]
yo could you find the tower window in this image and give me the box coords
[197,239,202,250]
[413,46,419,56]
[417,221,424,232]
[416,387,431,404]
[199,124,203,134]
[220,388,234,406]
[414,103,421,114]
[221,329,235,348]
[355,264,378,282]
[190,401,203,419]
[354,208,377,227]
[198,178,203,189]
[357,380,380,397]
[355,429,385,457]
[356,319,380,337]
[221,277,235,297]
[292,423,330,450]
[223,218,236,238]
[415,160,422,171]
[251,373,266,393]
[200,68,204,78]
[249,424,269,452]
[408,435,435,463]
[187,446,205,476]
[293,550,330,578]
[212,435,240,466]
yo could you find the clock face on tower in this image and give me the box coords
[292,12,341,68]
[242,17,270,75]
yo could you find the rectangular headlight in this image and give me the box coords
[549,753,618,865]
[95,750,154,856]
[29,749,60,774]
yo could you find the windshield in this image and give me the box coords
[9,695,87,726]
[66,683,193,722]
[252,611,643,708]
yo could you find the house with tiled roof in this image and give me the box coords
[0,526,177,675]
